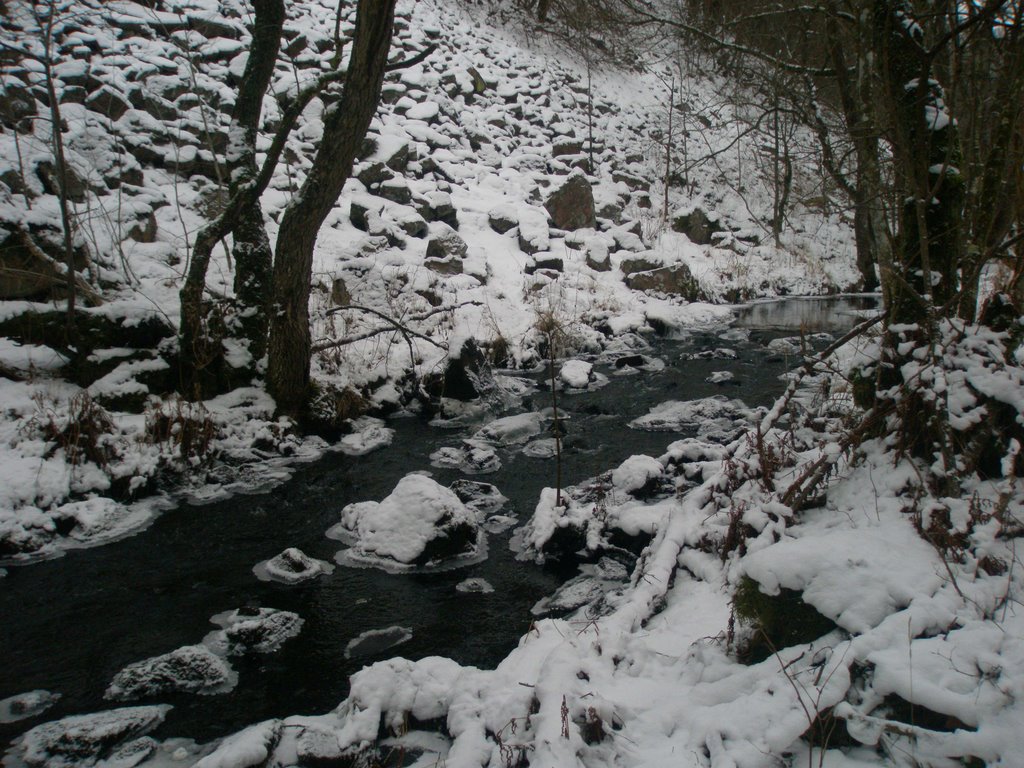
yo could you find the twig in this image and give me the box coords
[314,303,447,351]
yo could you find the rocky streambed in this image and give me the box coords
[0,298,875,758]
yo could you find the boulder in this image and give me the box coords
[0,81,36,132]
[544,171,595,231]
[394,207,428,237]
[213,607,305,655]
[356,161,394,189]
[448,479,507,514]
[487,204,518,234]
[610,168,650,192]
[552,138,584,157]
[126,210,157,243]
[418,190,458,228]
[18,706,170,768]
[517,207,550,254]
[0,690,60,724]
[525,255,564,274]
[424,256,462,275]
[425,222,468,260]
[430,439,501,474]
[584,239,610,272]
[105,645,234,700]
[297,727,347,767]
[85,85,132,121]
[624,264,702,300]
[330,474,482,568]
[377,178,411,204]
[36,160,92,203]
[253,547,333,584]
[350,196,383,231]
[671,206,723,245]
[423,337,493,401]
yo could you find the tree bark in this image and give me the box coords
[825,3,888,293]
[266,0,397,418]
[229,0,284,365]
[179,0,284,395]
[874,0,963,324]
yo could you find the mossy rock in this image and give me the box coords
[732,575,838,663]
[849,365,876,410]
[0,309,174,357]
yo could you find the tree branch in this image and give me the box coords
[316,303,447,351]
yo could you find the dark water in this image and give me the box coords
[0,299,865,748]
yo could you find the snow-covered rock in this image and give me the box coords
[610,454,665,498]
[473,412,545,445]
[328,474,483,569]
[105,645,235,700]
[16,706,170,768]
[345,626,413,659]
[456,577,494,594]
[559,359,596,389]
[448,479,508,515]
[253,547,334,584]
[706,370,736,384]
[337,417,394,456]
[0,690,60,724]
[429,439,501,473]
[193,720,281,768]
[206,608,304,656]
[628,396,745,432]
[531,558,629,617]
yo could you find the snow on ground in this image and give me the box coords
[6,0,1022,767]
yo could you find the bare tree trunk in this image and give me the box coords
[229,0,284,365]
[874,0,963,325]
[179,0,284,395]
[825,3,887,293]
[266,0,397,418]
[36,2,78,336]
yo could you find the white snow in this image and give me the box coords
[328,473,482,569]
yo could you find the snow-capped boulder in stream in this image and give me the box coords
[611,454,666,499]
[15,705,170,768]
[473,411,545,445]
[429,439,501,474]
[206,607,304,656]
[105,645,236,700]
[0,690,60,724]
[559,359,606,390]
[253,547,334,584]
[628,395,747,435]
[328,474,483,570]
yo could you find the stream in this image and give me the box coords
[0,296,877,749]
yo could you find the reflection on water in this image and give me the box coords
[734,295,880,333]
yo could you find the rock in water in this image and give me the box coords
[344,626,413,659]
[206,607,305,656]
[17,705,170,768]
[329,474,482,569]
[0,690,61,724]
[253,547,334,584]
[105,645,234,700]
